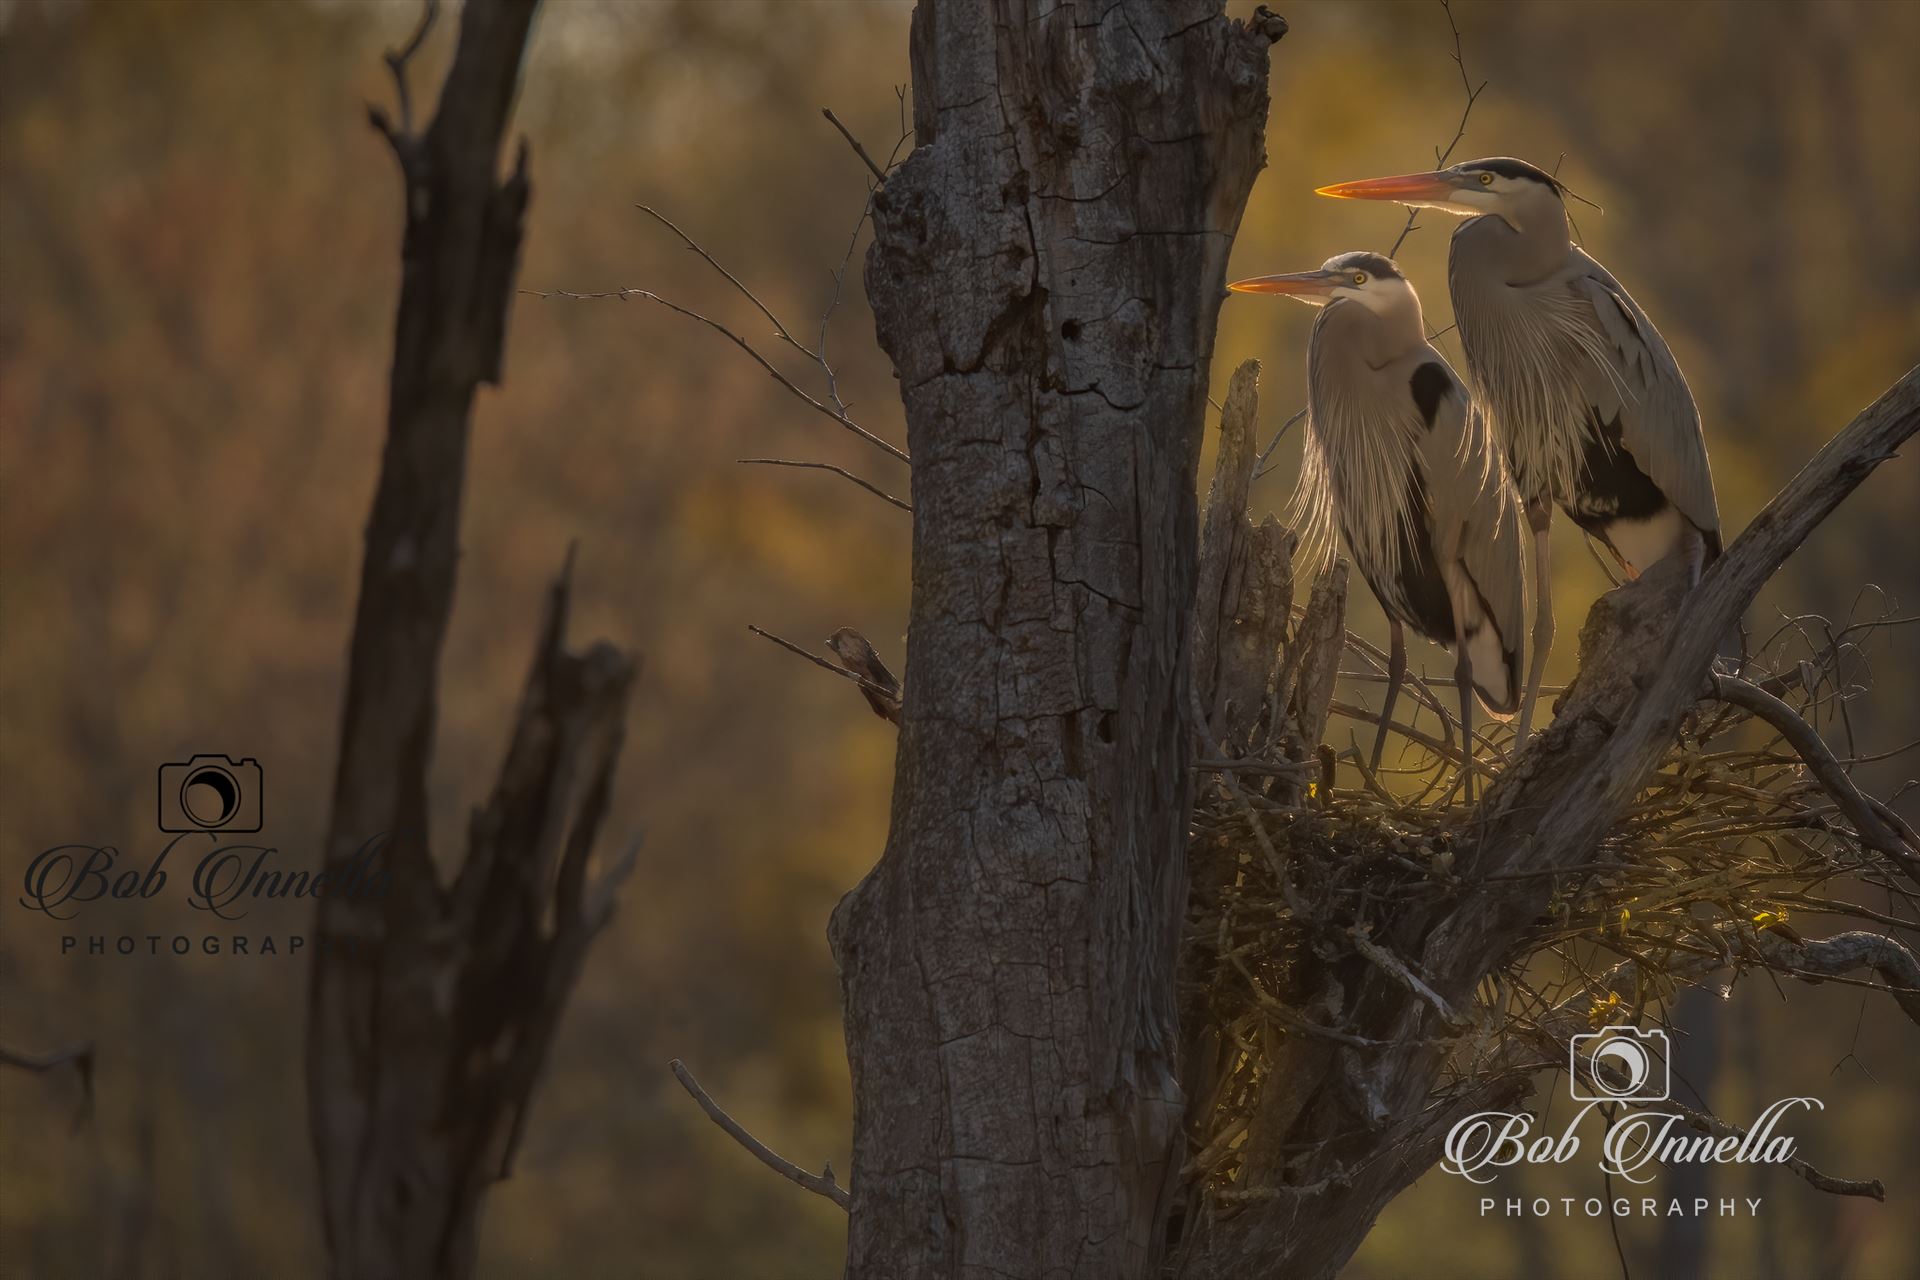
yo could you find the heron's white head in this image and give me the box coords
[1315,157,1563,232]
[1227,251,1416,319]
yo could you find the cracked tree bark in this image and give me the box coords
[830,3,1285,1276]
[308,4,640,1277]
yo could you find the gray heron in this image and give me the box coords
[1229,252,1527,799]
[1316,158,1721,748]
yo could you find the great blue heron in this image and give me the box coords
[1229,252,1527,799]
[1316,158,1721,748]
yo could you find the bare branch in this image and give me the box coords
[636,204,817,362]
[1668,1097,1883,1200]
[1252,406,1307,480]
[1388,0,1484,258]
[822,107,888,184]
[521,285,909,465]
[1748,928,1920,1027]
[739,457,910,512]
[670,1059,851,1211]
[818,191,876,417]
[747,624,902,706]
[1710,671,1917,875]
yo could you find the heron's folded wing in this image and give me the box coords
[1421,377,1527,678]
[1569,255,1722,544]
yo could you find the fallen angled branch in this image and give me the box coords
[1709,671,1916,875]
[670,1058,851,1211]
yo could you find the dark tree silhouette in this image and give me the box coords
[307,3,639,1277]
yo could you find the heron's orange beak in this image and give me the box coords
[1227,270,1337,297]
[1315,171,1458,203]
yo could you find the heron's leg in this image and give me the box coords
[1514,499,1554,754]
[1683,523,1707,590]
[1370,619,1407,773]
[1453,626,1477,805]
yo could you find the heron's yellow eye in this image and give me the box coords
[1351,271,1367,286]
[1478,172,1494,186]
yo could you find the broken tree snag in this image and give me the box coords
[309,4,638,1279]
[1192,360,1309,754]
[831,3,1285,1276]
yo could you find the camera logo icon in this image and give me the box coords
[157,755,263,833]
[1570,1027,1670,1103]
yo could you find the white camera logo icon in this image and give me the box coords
[1570,1027,1670,1103]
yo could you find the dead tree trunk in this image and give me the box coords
[830,3,1286,1275]
[308,3,639,1277]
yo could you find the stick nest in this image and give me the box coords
[1179,591,1916,1198]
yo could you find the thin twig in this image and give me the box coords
[819,201,872,417]
[670,1059,851,1211]
[747,624,902,702]
[1711,673,1916,877]
[1387,0,1485,258]
[1253,406,1308,480]
[739,458,911,512]
[636,204,818,362]
[823,108,888,184]
[1666,1094,1884,1200]
[521,286,909,465]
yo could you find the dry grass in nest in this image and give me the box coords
[1179,592,1916,1198]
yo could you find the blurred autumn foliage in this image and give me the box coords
[1,2,1914,1277]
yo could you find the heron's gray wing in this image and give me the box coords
[1567,252,1722,543]
[1418,363,1527,683]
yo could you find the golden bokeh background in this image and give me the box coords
[2,2,1915,1276]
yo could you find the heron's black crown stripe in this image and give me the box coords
[1325,250,1403,280]
[1465,156,1562,194]
[1409,362,1451,429]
